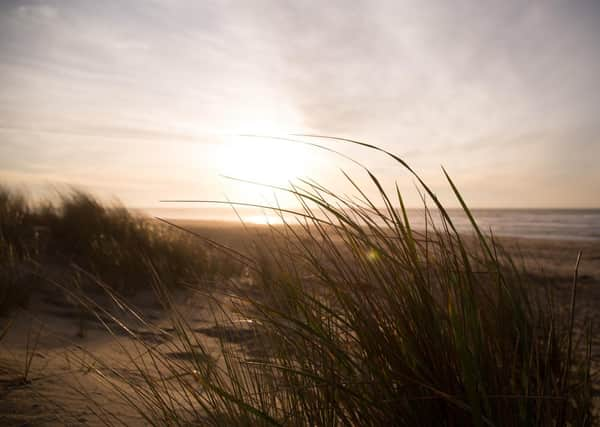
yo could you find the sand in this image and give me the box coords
[1,221,599,425]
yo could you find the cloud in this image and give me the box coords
[16,4,58,21]
[0,0,598,207]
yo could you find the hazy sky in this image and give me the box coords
[1,0,599,208]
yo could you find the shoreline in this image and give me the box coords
[163,217,600,242]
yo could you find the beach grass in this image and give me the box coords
[0,188,215,313]
[56,138,595,426]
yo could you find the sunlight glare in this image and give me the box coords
[217,133,312,185]
[243,215,285,225]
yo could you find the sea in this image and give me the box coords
[142,207,600,242]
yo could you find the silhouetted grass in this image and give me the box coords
[0,188,213,313]
[0,188,37,313]
[70,138,593,426]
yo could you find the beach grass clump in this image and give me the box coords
[43,191,207,292]
[0,188,209,310]
[80,138,593,426]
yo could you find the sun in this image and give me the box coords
[216,134,312,185]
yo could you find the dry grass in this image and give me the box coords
[0,188,225,314]
[48,138,595,426]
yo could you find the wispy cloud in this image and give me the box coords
[0,0,598,207]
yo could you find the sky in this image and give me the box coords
[1,0,599,209]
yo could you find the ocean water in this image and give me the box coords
[143,207,600,242]
[410,209,600,242]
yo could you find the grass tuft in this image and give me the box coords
[73,138,593,426]
[0,187,212,313]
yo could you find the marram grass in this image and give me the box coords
[0,188,225,313]
[8,138,594,426]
